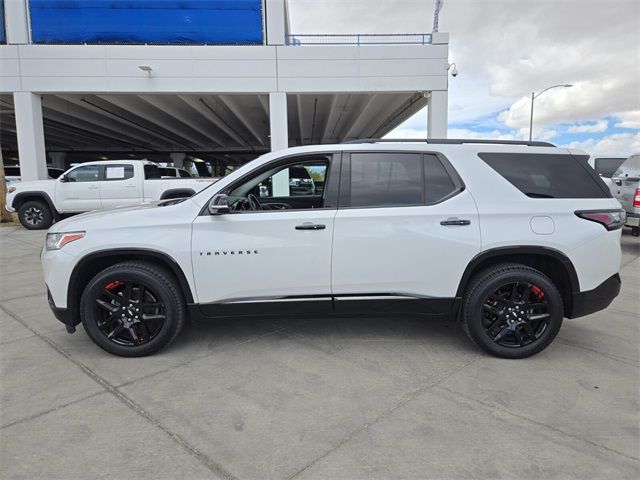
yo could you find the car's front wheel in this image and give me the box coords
[80,262,186,356]
[461,263,563,359]
[18,200,53,230]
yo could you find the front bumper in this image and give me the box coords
[569,273,621,319]
[47,288,79,333]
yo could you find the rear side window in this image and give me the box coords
[144,164,161,179]
[104,165,134,181]
[349,153,422,207]
[479,153,609,199]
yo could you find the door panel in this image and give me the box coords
[55,165,101,212]
[191,209,337,308]
[331,190,481,299]
[100,164,141,209]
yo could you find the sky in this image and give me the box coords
[288,0,640,156]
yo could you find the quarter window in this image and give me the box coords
[424,155,457,204]
[66,165,100,182]
[479,153,609,199]
[349,153,422,207]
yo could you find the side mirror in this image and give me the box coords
[208,194,230,215]
[59,174,67,183]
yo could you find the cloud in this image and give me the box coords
[568,120,609,133]
[288,0,640,142]
[614,111,640,129]
[560,132,640,157]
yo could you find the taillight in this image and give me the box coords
[634,188,640,208]
[575,209,626,231]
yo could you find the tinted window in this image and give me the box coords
[159,167,177,177]
[144,164,161,179]
[66,165,100,182]
[349,153,422,207]
[178,169,191,178]
[104,165,134,181]
[479,153,609,199]
[425,155,457,203]
[594,158,626,178]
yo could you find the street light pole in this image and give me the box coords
[528,84,573,141]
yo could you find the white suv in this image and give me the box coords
[42,140,624,358]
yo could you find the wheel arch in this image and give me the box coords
[13,191,58,215]
[160,189,195,200]
[456,246,580,318]
[67,249,195,324]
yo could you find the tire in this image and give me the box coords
[461,263,563,359]
[80,261,186,357]
[632,227,639,237]
[18,200,53,230]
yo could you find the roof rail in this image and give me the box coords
[341,138,556,147]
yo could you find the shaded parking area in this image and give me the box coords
[1,227,638,479]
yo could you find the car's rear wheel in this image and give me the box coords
[80,262,186,356]
[18,200,53,230]
[461,263,563,359]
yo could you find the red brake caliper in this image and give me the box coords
[531,285,545,299]
[105,280,123,290]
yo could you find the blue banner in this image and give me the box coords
[1,0,5,43]
[30,1,263,45]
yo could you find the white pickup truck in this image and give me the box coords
[6,160,218,229]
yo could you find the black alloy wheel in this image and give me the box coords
[80,262,186,356]
[461,263,563,359]
[481,282,551,348]
[94,279,166,346]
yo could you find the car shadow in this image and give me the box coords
[170,313,477,356]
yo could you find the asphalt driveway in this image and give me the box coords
[1,226,638,480]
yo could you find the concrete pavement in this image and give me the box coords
[1,226,638,480]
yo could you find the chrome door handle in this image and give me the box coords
[295,223,326,230]
[440,219,470,226]
[88,185,99,190]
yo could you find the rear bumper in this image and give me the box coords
[624,212,639,228]
[569,273,621,319]
[47,288,79,333]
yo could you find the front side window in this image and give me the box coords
[349,153,422,207]
[66,165,100,182]
[227,157,330,211]
[104,165,134,181]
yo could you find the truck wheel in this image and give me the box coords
[461,263,563,359]
[632,227,639,237]
[80,262,186,357]
[18,200,53,230]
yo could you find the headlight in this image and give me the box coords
[46,231,86,251]
[8,186,16,193]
